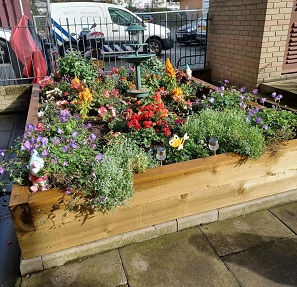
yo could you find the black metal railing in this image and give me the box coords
[0,9,209,86]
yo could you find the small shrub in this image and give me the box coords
[180,109,266,159]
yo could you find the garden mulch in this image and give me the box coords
[1,112,297,287]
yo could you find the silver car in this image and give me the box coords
[0,28,11,63]
[176,17,207,46]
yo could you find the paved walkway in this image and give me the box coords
[19,201,297,287]
[0,112,27,287]
[1,112,297,287]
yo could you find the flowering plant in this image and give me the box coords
[1,54,296,213]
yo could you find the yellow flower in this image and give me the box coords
[72,76,80,85]
[171,87,184,102]
[165,58,176,78]
[79,87,93,103]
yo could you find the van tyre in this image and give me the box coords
[0,40,9,63]
[146,38,162,56]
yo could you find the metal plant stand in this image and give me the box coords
[119,24,155,98]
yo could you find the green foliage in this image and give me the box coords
[57,52,98,84]
[249,108,297,144]
[180,109,266,159]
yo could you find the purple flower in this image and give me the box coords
[25,123,35,132]
[83,139,87,145]
[41,137,48,148]
[260,98,266,104]
[0,149,4,157]
[63,161,69,166]
[239,95,244,101]
[65,186,72,194]
[224,79,229,83]
[86,123,92,129]
[0,166,4,174]
[255,117,263,124]
[89,134,96,141]
[62,145,70,153]
[57,128,62,134]
[252,89,258,95]
[99,197,104,203]
[276,94,283,101]
[22,141,31,151]
[70,142,78,149]
[51,157,58,164]
[240,87,246,93]
[72,131,78,137]
[41,150,48,157]
[209,97,215,103]
[91,172,96,179]
[263,124,269,130]
[95,153,103,161]
[52,137,60,145]
[271,92,276,98]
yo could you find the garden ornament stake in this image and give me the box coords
[156,147,166,166]
[208,138,219,155]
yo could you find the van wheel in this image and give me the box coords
[0,40,9,63]
[60,43,79,56]
[146,38,162,56]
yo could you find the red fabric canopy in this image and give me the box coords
[10,15,47,83]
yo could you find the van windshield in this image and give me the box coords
[109,8,140,26]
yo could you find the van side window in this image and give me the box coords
[108,8,139,26]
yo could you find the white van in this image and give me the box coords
[48,2,174,56]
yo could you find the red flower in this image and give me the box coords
[143,121,153,128]
[162,126,171,136]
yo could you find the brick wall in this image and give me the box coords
[258,0,294,84]
[206,0,296,90]
[0,84,32,113]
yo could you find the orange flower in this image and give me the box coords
[165,58,176,78]
[71,76,81,89]
[79,87,93,103]
[171,87,184,102]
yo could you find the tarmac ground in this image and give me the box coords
[1,113,297,287]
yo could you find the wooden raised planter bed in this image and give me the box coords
[9,83,297,260]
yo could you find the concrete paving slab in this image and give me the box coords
[0,216,21,286]
[223,236,297,287]
[20,249,127,287]
[199,210,294,256]
[0,130,13,149]
[119,227,240,287]
[270,201,297,233]
[0,114,16,132]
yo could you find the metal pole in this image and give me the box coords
[19,0,24,15]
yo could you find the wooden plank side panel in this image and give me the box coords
[26,139,297,231]
[9,186,35,236]
[18,168,297,259]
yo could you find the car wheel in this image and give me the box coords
[0,40,9,63]
[60,43,79,56]
[146,38,162,56]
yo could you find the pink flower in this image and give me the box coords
[98,106,108,117]
[112,67,119,74]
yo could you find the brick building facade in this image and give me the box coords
[206,0,296,89]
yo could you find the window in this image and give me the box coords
[108,8,139,26]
